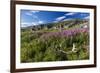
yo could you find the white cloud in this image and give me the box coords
[80,13,87,16]
[21,22,30,25]
[32,15,38,19]
[21,22,31,27]
[26,12,33,16]
[53,20,58,23]
[55,16,66,21]
[21,20,44,27]
[65,12,76,16]
[31,20,44,25]
[25,10,40,16]
[55,12,76,22]
[63,18,73,21]
[21,22,38,27]
[38,21,44,24]
[31,22,38,25]
[83,16,90,19]
[26,11,39,22]
[30,11,40,13]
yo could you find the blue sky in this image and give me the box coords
[20,10,90,27]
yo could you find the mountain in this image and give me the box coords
[21,19,89,30]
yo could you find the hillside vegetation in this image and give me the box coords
[21,19,89,63]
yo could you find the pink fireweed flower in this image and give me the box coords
[40,28,89,40]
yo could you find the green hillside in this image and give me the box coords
[21,19,89,63]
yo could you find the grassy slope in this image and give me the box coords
[21,20,89,63]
